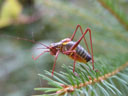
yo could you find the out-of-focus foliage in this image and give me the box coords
[0,0,128,96]
[0,0,40,29]
[98,0,128,30]
[0,0,22,28]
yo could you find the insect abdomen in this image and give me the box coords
[76,45,91,62]
[63,41,91,62]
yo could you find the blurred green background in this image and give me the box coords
[0,0,128,96]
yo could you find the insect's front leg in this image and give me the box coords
[32,50,50,60]
[52,51,60,76]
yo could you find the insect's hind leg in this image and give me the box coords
[70,24,90,54]
[70,28,94,70]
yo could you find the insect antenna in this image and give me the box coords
[37,48,49,49]
[16,37,51,49]
[38,42,50,49]
[16,37,36,43]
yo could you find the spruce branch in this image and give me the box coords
[34,60,128,96]
[56,62,128,95]
[97,0,128,30]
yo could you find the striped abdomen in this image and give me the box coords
[62,41,92,63]
[76,44,91,62]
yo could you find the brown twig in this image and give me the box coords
[56,62,128,95]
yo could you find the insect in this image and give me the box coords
[32,24,94,76]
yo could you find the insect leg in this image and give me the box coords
[63,50,77,72]
[52,51,60,76]
[63,50,75,54]
[32,50,50,60]
[70,28,94,70]
[70,24,90,54]
[73,54,77,72]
